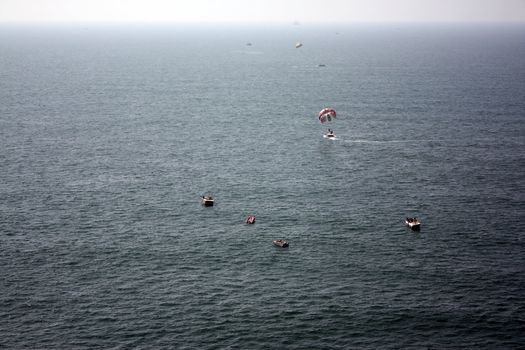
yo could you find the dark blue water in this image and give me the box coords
[1,23,524,349]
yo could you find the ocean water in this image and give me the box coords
[1,23,524,349]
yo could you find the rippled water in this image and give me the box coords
[1,23,525,349]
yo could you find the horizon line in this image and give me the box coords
[1,19,525,25]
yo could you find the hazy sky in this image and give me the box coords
[0,0,524,23]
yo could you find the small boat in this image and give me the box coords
[405,217,421,231]
[245,215,256,224]
[323,132,336,139]
[273,239,289,248]
[201,196,214,207]
[295,42,303,48]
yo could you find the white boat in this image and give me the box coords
[405,217,421,231]
[201,196,214,207]
[295,42,303,48]
[323,132,336,139]
[273,239,289,248]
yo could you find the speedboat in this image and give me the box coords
[201,196,214,207]
[405,217,421,231]
[323,132,336,139]
[273,239,289,248]
[245,215,256,224]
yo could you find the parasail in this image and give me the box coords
[318,108,336,123]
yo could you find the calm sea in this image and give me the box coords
[1,23,524,349]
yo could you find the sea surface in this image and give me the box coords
[1,23,525,349]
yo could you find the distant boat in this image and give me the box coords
[246,42,252,46]
[405,217,421,231]
[295,42,303,48]
[201,196,214,207]
[323,131,336,139]
[273,239,289,248]
[318,64,326,67]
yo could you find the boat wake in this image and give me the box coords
[342,139,447,144]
